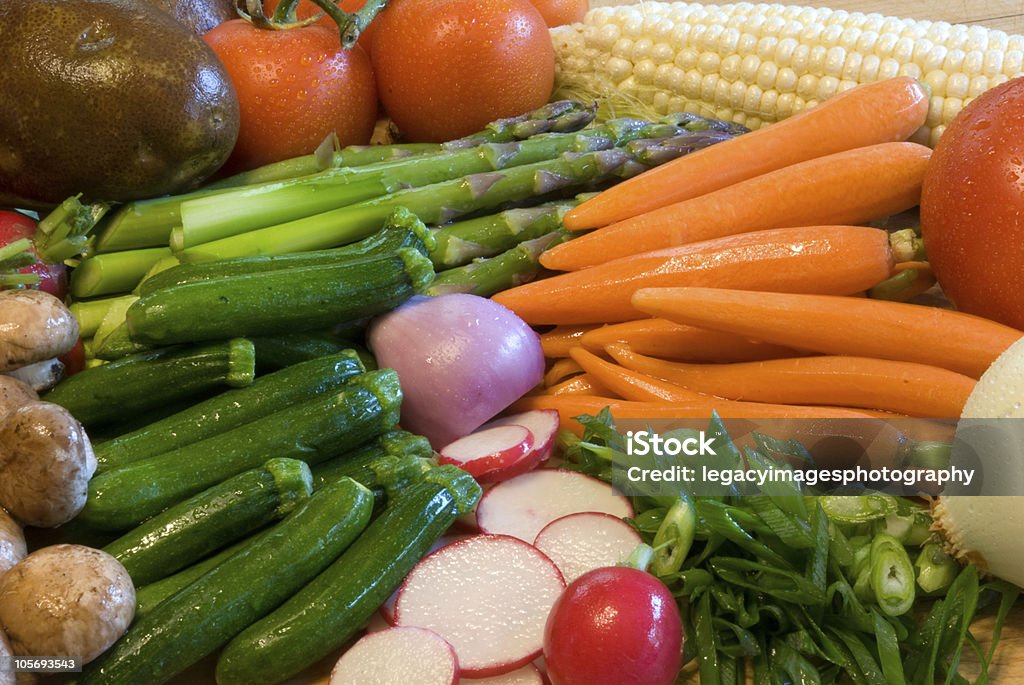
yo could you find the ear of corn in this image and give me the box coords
[552,1,1024,145]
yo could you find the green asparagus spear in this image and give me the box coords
[174,117,688,249]
[429,198,582,269]
[179,125,739,263]
[91,100,597,253]
[426,230,569,297]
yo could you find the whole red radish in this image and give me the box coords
[0,210,67,299]
[204,20,377,174]
[544,567,682,685]
[920,76,1024,328]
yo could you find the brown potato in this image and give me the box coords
[0,377,36,420]
[0,510,24,579]
[0,402,96,528]
[0,545,134,664]
[0,290,78,372]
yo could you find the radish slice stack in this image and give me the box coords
[534,512,643,584]
[329,626,459,685]
[476,469,634,542]
[438,409,559,484]
[394,535,566,678]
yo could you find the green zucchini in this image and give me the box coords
[311,430,434,491]
[137,207,435,296]
[95,351,365,473]
[42,339,255,427]
[133,536,252,620]
[126,247,434,346]
[216,465,481,685]
[80,368,401,531]
[77,477,374,685]
[91,321,151,361]
[250,333,365,371]
[103,458,312,586]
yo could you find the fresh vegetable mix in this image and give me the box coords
[565,76,929,229]
[604,343,977,417]
[556,411,1019,685]
[494,225,896,324]
[92,100,597,252]
[541,142,931,270]
[630,287,1023,379]
[77,477,375,685]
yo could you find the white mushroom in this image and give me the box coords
[0,402,96,528]
[0,545,134,664]
[0,377,36,421]
[0,510,24,579]
[0,290,78,372]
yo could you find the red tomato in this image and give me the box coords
[529,0,588,27]
[260,0,378,52]
[370,0,555,142]
[920,77,1024,329]
[543,567,683,685]
[0,210,67,299]
[203,20,377,174]
[58,339,87,377]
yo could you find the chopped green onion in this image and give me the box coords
[869,534,916,617]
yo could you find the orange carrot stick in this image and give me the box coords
[509,394,889,436]
[539,325,599,358]
[542,142,930,271]
[495,226,894,324]
[565,77,929,230]
[544,358,584,387]
[605,344,974,418]
[568,347,709,402]
[544,373,616,397]
[631,287,1023,379]
[580,318,800,362]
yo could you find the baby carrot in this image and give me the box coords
[631,287,1023,379]
[540,325,599,358]
[580,318,799,362]
[495,225,894,324]
[544,358,584,387]
[509,394,887,436]
[565,77,929,230]
[542,142,930,271]
[605,344,975,418]
[544,373,615,397]
[568,347,708,402]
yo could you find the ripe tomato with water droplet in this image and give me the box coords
[921,76,1024,329]
[204,20,377,174]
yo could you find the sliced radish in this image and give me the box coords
[438,425,535,484]
[460,662,544,684]
[395,535,565,678]
[365,610,392,634]
[476,469,634,543]
[533,512,642,584]
[480,409,560,479]
[380,535,466,624]
[329,626,459,685]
